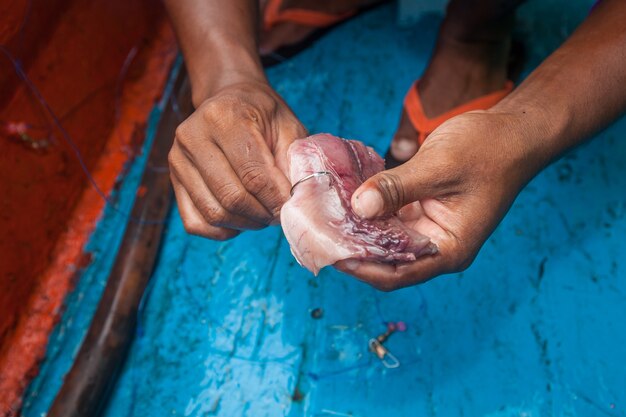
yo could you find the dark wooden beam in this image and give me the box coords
[48,65,191,417]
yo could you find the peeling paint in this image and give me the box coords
[22,1,626,416]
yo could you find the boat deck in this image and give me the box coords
[23,2,626,416]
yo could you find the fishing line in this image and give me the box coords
[1,0,53,144]
[2,0,175,225]
[0,44,170,225]
[0,46,109,201]
[16,0,33,55]
[169,91,185,122]
[373,292,388,326]
[114,45,139,155]
[307,285,430,380]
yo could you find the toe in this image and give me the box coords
[390,136,418,161]
[390,111,420,162]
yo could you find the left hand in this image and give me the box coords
[335,109,545,291]
[169,81,306,240]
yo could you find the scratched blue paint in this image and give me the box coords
[23,1,626,417]
[20,56,184,416]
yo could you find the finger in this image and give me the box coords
[335,227,467,290]
[181,141,274,224]
[169,151,268,230]
[272,113,308,176]
[171,173,240,240]
[174,123,274,224]
[351,150,456,219]
[214,126,295,219]
[172,168,266,231]
[397,201,425,222]
[335,251,450,291]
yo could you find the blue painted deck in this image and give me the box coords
[23,1,626,416]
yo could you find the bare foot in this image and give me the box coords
[390,16,514,164]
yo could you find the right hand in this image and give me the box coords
[169,80,307,240]
[336,110,544,290]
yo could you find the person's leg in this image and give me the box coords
[390,0,526,163]
[259,0,383,55]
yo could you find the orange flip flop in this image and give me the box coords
[261,0,385,67]
[385,80,514,168]
[263,0,356,31]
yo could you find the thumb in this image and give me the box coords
[351,159,440,219]
[274,120,307,178]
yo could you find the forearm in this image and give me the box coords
[492,0,626,173]
[164,0,266,106]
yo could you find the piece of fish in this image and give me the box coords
[280,133,437,275]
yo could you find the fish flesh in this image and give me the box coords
[280,133,437,275]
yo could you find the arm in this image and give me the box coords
[164,0,306,240]
[497,0,626,173]
[339,0,626,290]
[164,0,264,106]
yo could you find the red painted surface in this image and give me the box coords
[0,0,177,415]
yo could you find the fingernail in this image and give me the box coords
[353,189,383,219]
[342,259,360,271]
[391,137,418,160]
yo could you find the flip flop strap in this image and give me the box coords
[264,0,356,29]
[404,80,514,145]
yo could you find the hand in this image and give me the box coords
[169,80,307,240]
[336,110,545,290]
